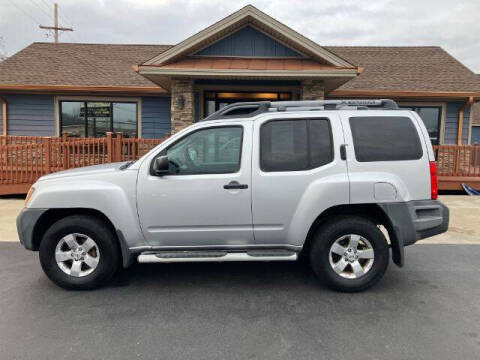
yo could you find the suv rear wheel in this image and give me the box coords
[39,215,120,290]
[310,216,389,292]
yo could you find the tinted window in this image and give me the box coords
[260,119,333,171]
[349,116,423,162]
[165,126,243,175]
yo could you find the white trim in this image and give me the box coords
[143,5,354,68]
[54,95,143,138]
[397,101,446,145]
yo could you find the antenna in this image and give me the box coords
[39,3,73,43]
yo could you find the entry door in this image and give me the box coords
[137,122,253,247]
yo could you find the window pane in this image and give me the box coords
[206,100,216,116]
[416,107,440,145]
[309,120,333,168]
[166,127,243,175]
[113,103,137,137]
[61,102,85,137]
[261,120,308,171]
[349,116,423,162]
[87,102,111,137]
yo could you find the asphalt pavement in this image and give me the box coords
[0,242,479,360]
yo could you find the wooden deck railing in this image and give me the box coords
[434,145,480,177]
[0,133,167,195]
[1,136,479,195]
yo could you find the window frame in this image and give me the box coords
[150,125,244,176]
[397,102,445,145]
[259,117,334,172]
[56,96,141,138]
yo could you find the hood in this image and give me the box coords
[38,162,132,182]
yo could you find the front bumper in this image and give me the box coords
[16,208,48,250]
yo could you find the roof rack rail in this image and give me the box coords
[201,99,399,121]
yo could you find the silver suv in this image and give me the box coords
[17,100,449,292]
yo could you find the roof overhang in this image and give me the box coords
[329,89,480,101]
[0,84,167,95]
[142,5,355,68]
[138,65,358,91]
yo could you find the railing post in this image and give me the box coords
[116,132,123,162]
[106,132,114,163]
[62,134,68,170]
[44,137,51,175]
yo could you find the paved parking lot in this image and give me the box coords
[0,242,479,360]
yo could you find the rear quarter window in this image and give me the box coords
[349,116,423,162]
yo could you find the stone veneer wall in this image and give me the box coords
[300,80,325,100]
[170,78,195,134]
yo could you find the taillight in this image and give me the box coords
[430,161,438,200]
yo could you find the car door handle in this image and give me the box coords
[223,181,248,190]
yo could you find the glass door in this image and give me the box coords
[204,91,293,118]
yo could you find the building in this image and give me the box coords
[0,5,479,146]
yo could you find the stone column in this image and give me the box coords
[300,80,325,100]
[170,78,195,134]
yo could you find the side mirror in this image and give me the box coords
[153,155,169,176]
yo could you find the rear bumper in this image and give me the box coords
[378,200,449,266]
[16,208,48,250]
[408,200,449,243]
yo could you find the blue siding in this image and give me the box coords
[3,94,55,136]
[142,96,171,138]
[196,26,303,58]
[444,102,471,144]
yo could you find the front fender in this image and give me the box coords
[27,173,146,249]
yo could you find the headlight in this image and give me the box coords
[25,187,35,207]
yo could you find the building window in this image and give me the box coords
[399,106,441,145]
[60,101,138,137]
[204,91,292,117]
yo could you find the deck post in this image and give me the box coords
[115,132,123,162]
[106,132,114,162]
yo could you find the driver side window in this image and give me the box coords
[165,126,243,175]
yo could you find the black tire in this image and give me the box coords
[39,215,120,290]
[309,216,389,292]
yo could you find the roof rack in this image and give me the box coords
[202,99,399,121]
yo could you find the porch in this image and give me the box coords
[1,135,479,195]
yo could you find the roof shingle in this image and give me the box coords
[0,43,479,94]
[0,43,171,88]
[326,46,480,93]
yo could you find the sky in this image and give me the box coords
[0,0,479,72]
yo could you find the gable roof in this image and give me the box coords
[142,5,354,68]
[0,42,171,93]
[328,46,480,97]
[0,43,478,99]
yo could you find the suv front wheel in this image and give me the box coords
[310,216,389,292]
[39,215,120,290]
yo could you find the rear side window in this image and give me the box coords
[349,116,423,162]
[260,119,333,171]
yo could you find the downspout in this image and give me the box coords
[0,96,7,136]
[457,96,474,145]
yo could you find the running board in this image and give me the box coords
[137,250,298,263]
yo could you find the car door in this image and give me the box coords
[137,121,254,247]
[251,113,349,247]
